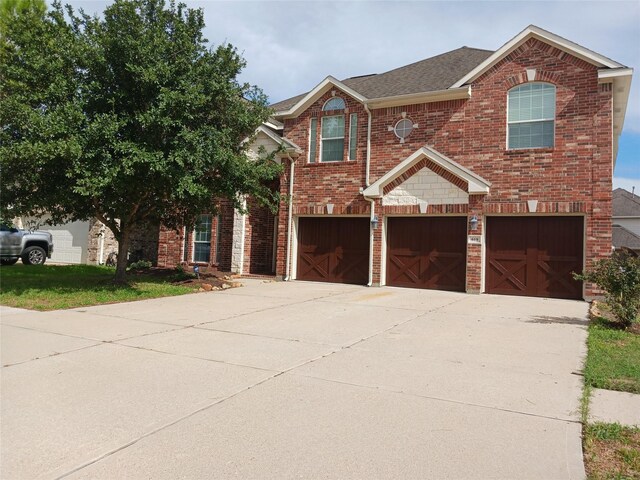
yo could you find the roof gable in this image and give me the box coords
[363,146,491,198]
[451,25,625,88]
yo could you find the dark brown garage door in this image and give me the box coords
[486,216,583,299]
[297,217,369,285]
[386,217,467,292]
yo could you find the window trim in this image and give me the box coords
[322,97,346,111]
[320,114,345,163]
[506,82,556,150]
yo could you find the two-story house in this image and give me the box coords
[157,25,632,300]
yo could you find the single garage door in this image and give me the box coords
[386,217,467,291]
[486,216,583,299]
[297,217,369,285]
[40,220,90,264]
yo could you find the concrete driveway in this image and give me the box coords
[1,280,588,479]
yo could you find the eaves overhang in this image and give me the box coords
[598,68,633,165]
[365,86,471,109]
[363,146,491,198]
[272,81,472,119]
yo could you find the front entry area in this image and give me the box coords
[485,216,584,299]
[386,217,467,291]
[296,217,369,285]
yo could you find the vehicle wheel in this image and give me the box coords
[0,258,19,266]
[22,246,46,265]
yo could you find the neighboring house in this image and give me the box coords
[612,187,640,255]
[158,25,633,300]
[17,216,157,265]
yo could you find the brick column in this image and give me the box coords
[466,195,484,294]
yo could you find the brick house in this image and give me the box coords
[158,25,633,300]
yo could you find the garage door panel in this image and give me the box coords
[487,217,583,299]
[297,218,369,285]
[488,258,528,294]
[387,217,466,292]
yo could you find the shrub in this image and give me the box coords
[575,251,640,329]
[173,263,195,281]
[127,259,152,271]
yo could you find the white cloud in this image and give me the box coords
[61,1,640,132]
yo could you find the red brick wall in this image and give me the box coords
[279,38,613,297]
[157,199,234,271]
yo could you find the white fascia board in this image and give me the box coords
[264,119,284,130]
[366,86,471,109]
[363,146,491,198]
[598,68,634,81]
[610,71,633,164]
[452,25,624,88]
[274,76,368,119]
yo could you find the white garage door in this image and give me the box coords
[42,221,90,264]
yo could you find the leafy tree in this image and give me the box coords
[575,250,640,329]
[0,0,281,281]
[0,0,46,31]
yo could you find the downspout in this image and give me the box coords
[284,154,296,281]
[364,103,375,287]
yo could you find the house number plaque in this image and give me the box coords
[467,235,482,245]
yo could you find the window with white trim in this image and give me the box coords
[507,83,555,149]
[323,97,345,111]
[193,214,212,263]
[321,115,345,162]
[319,97,346,162]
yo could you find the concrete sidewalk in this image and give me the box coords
[1,280,589,479]
[590,388,640,426]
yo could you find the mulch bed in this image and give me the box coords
[128,266,242,291]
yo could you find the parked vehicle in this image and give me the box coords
[0,225,54,265]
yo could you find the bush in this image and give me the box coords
[575,251,640,328]
[173,263,195,281]
[127,259,152,271]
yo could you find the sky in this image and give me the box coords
[67,0,640,191]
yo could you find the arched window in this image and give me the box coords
[320,97,346,162]
[507,83,555,149]
[323,97,346,111]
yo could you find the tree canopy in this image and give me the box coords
[0,0,281,280]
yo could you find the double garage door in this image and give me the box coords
[297,216,583,299]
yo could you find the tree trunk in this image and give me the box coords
[114,227,130,283]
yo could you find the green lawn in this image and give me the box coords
[584,422,640,479]
[0,264,195,310]
[583,317,640,394]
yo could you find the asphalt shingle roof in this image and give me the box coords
[612,225,640,250]
[613,188,640,217]
[270,47,494,112]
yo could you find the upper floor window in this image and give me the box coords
[323,97,346,111]
[321,115,345,162]
[507,83,555,149]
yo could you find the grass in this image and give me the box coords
[0,264,195,310]
[583,422,640,479]
[583,316,640,394]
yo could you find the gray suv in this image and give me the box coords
[0,225,54,265]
